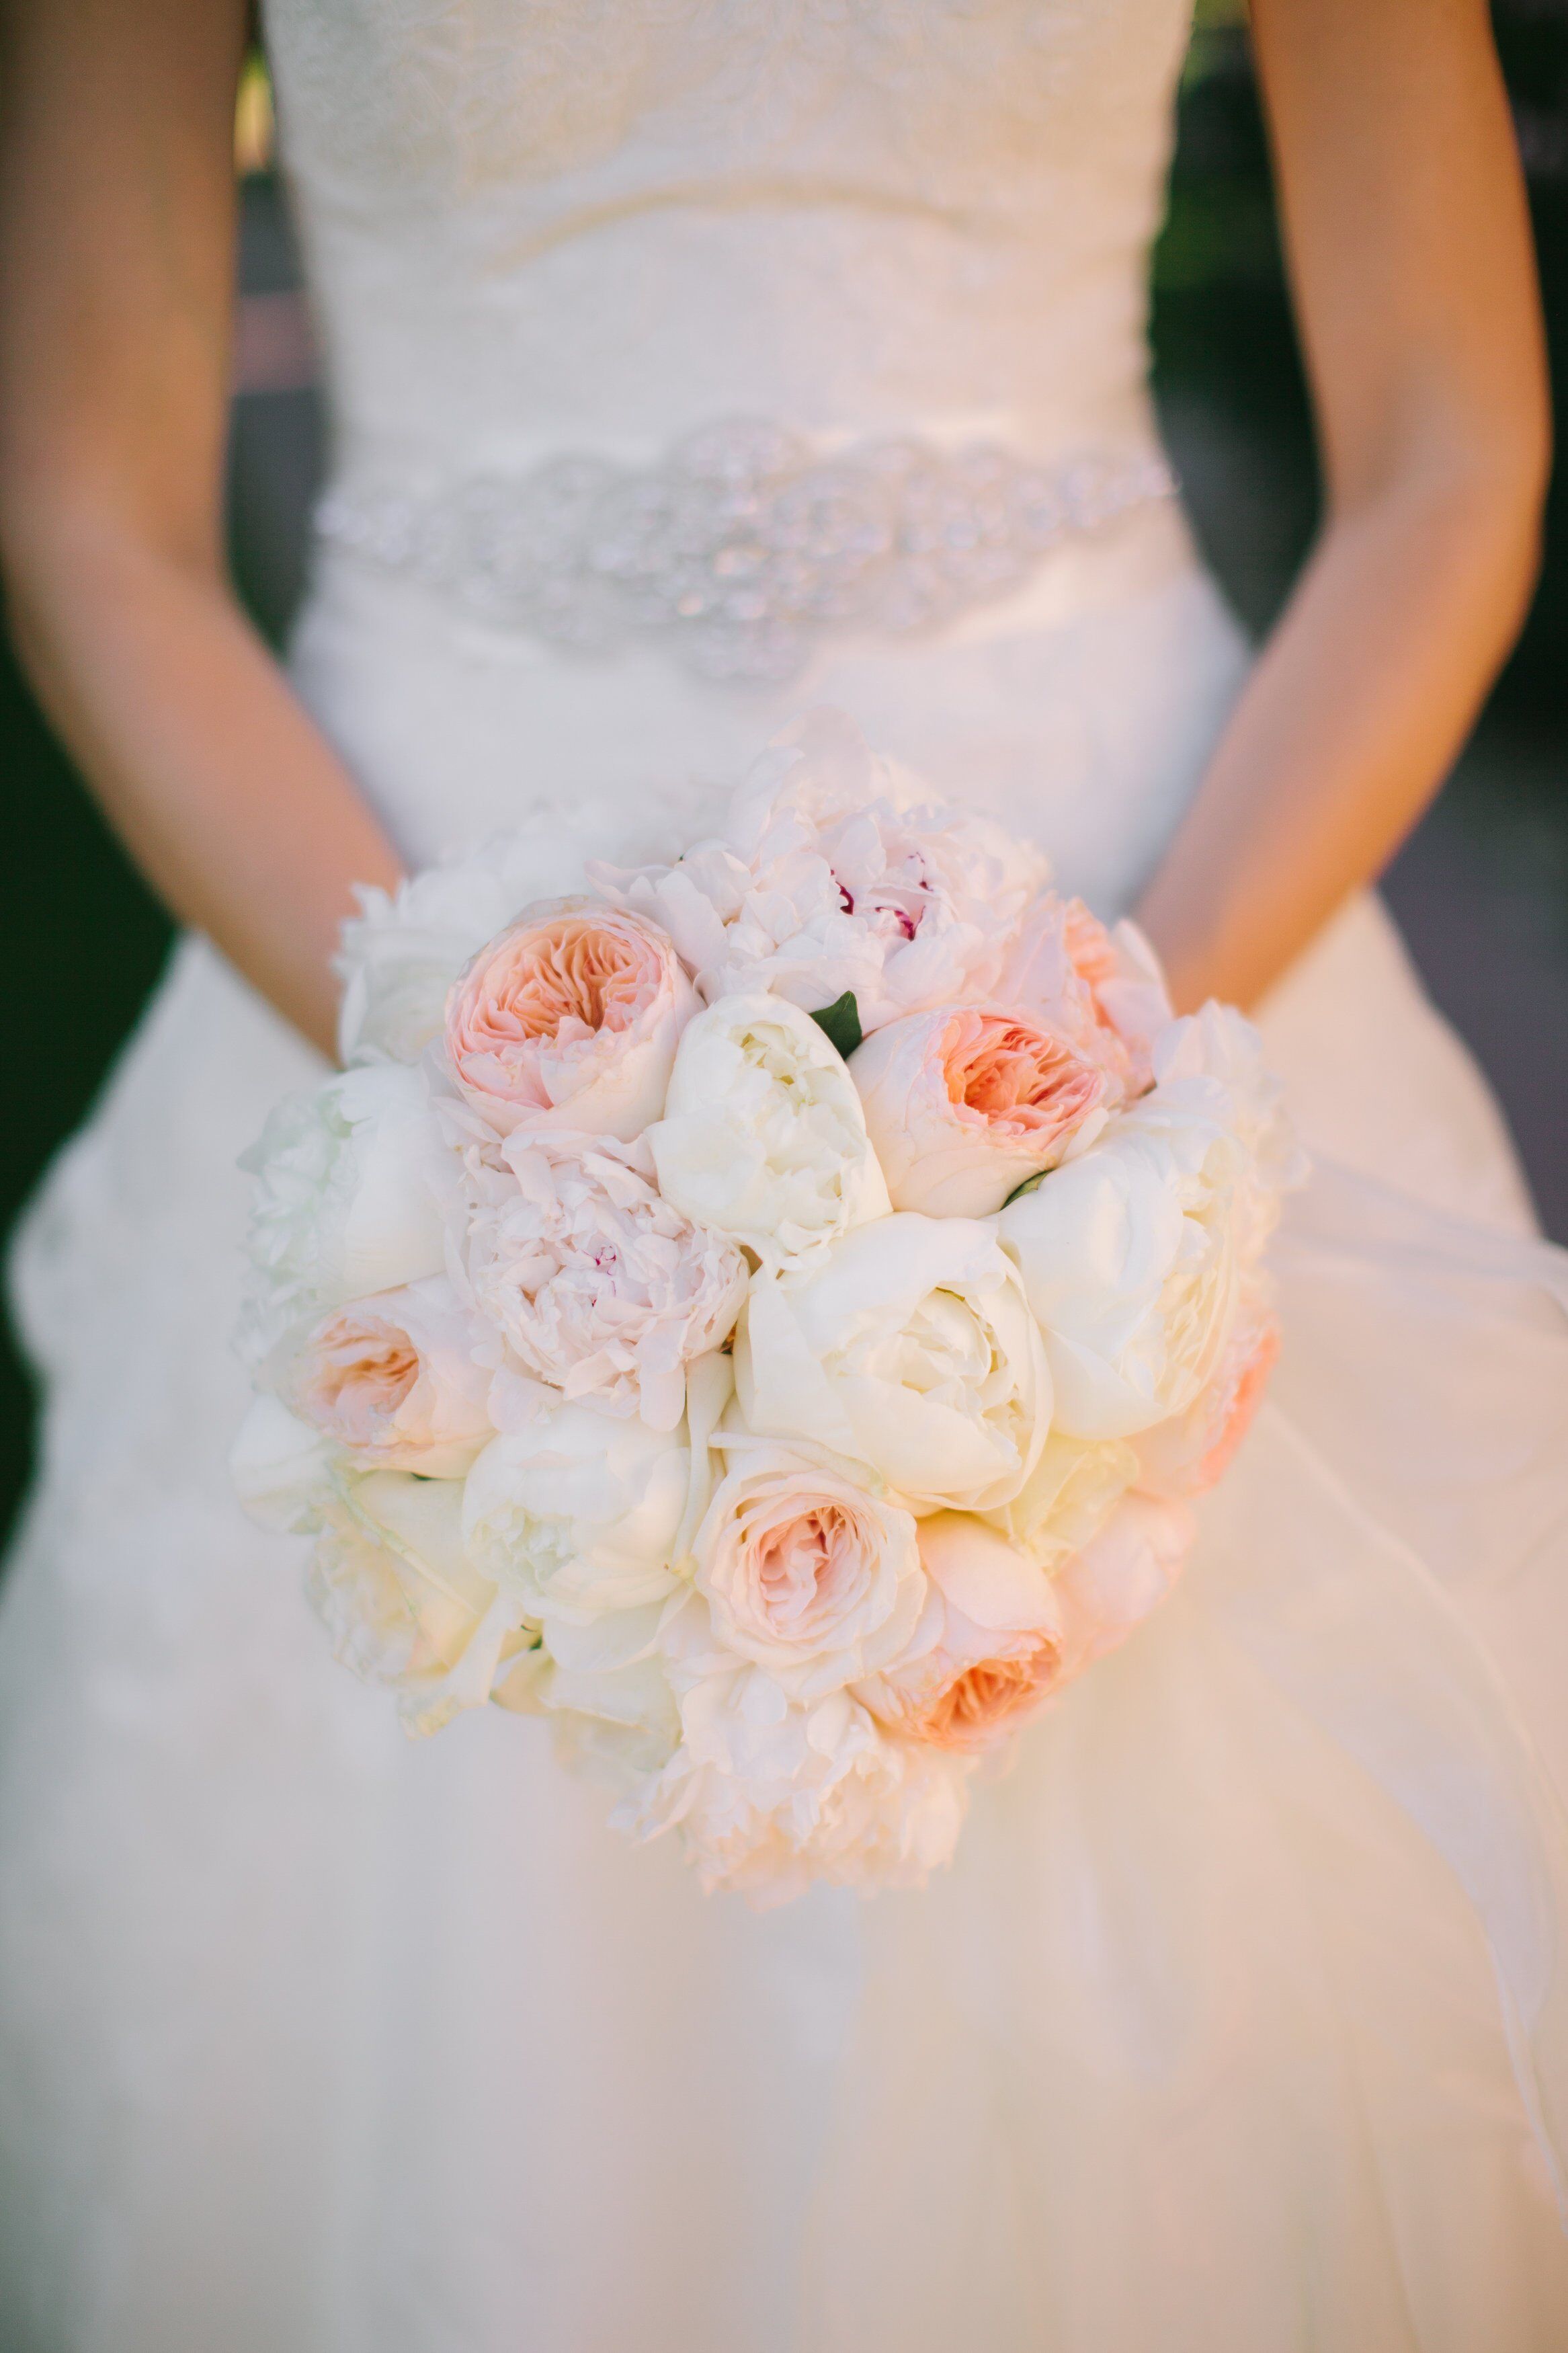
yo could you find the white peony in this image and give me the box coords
[496,1599,683,1780]
[998,1006,1298,1442]
[310,1468,535,1737]
[692,1430,925,1698]
[735,1212,1050,1513]
[461,1396,696,1625]
[647,992,891,1273]
[1134,1002,1305,1265]
[999,1117,1243,1441]
[462,1129,745,1430]
[593,711,1049,1034]
[229,1393,337,1534]
[981,1427,1137,1572]
[239,1064,456,1363]
[618,1594,969,1902]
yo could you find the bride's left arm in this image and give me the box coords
[1134,0,1549,1012]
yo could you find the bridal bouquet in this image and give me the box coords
[233,715,1298,1901]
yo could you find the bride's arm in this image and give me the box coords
[1135,0,1549,1013]
[0,0,403,1059]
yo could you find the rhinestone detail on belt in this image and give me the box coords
[315,417,1179,683]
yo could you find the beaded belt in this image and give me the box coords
[314,417,1180,682]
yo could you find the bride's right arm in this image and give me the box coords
[0,0,403,1059]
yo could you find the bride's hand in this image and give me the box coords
[0,0,403,1060]
[1136,0,1548,1014]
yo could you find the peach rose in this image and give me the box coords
[996,892,1172,1096]
[279,1275,493,1476]
[1052,1493,1196,1677]
[1134,1288,1280,1499]
[861,1511,1064,1753]
[444,898,697,1140]
[848,1003,1110,1217]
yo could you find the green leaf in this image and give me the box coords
[810,990,863,1061]
[1001,1169,1047,1209]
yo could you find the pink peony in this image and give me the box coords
[591,713,1050,1033]
[1134,1289,1281,1499]
[280,1275,494,1475]
[862,1511,1064,1753]
[848,1003,1110,1217]
[444,898,696,1140]
[996,891,1172,1096]
[462,1131,745,1432]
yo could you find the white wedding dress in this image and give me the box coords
[3,3,1568,2346]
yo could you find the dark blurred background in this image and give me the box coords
[2,3,1566,1546]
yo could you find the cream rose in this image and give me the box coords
[735,1212,1050,1513]
[461,1397,694,1624]
[858,1511,1063,1753]
[693,1433,924,1698]
[848,1003,1109,1218]
[239,1063,455,1361]
[463,1129,745,1430]
[647,992,890,1273]
[272,1275,494,1476]
[445,898,697,1140]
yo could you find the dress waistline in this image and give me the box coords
[312,417,1179,683]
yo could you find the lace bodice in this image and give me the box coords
[263,0,1234,921]
[263,0,1195,483]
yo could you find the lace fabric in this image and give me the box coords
[261,0,1191,478]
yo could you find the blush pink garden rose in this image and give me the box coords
[462,1130,746,1431]
[859,1512,1065,1753]
[444,898,697,1141]
[848,1003,1110,1218]
[1133,1285,1281,1500]
[276,1274,494,1476]
[995,891,1172,1096]
[1050,1492,1196,1679]
[693,1435,925,1700]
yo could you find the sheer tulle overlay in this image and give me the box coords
[3,0,1568,2344]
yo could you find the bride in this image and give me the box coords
[1,1,1566,2346]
